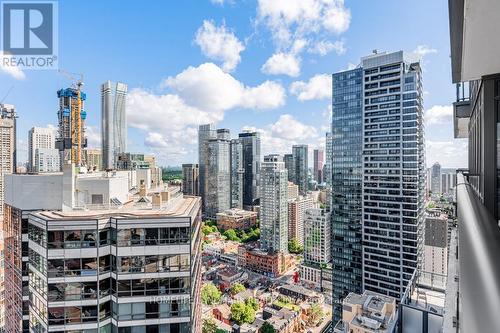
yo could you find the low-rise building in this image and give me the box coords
[212,304,231,325]
[216,208,258,231]
[300,263,333,302]
[216,266,248,290]
[237,245,294,277]
[334,290,397,333]
[278,284,323,304]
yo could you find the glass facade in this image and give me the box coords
[330,68,363,321]
[26,207,202,333]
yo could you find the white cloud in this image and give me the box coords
[210,0,233,5]
[426,140,468,168]
[128,62,286,165]
[261,52,301,77]
[425,105,453,125]
[164,62,286,110]
[308,39,346,56]
[257,0,351,77]
[406,45,437,63]
[244,114,320,156]
[322,2,351,34]
[345,62,357,70]
[290,74,330,101]
[194,20,245,72]
[270,114,317,140]
[257,0,351,46]
[85,125,101,148]
[0,52,25,80]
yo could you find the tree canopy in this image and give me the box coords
[201,283,222,305]
[260,321,276,333]
[230,301,256,325]
[288,239,304,254]
[230,282,246,295]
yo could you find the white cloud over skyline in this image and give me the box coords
[194,20,245,72]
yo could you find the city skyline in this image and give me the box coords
[0,1,466,168]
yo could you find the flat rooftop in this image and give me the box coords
[33,194,200,220]
[344,290,395,313]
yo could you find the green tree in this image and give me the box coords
[288,239,303,254]
[245,297,259,311]
[223,229,241,242]
[307,303,325,326]
[230,301,255,325]
[260,321,276,333]
[201,283,222,305]
[230,282,246,295]
[202,318,218,333]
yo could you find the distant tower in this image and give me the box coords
[292,144,308,195]
[28,127,56,172]
[56,85,87,167]
[204,129,231,219]
[430,162,442,196]
[0,104,16,218]
[260,154,288,253]
[101,81,128,170]
[238,131,261,210]
[230,139,244,209]
[313,149,324,183]
[198,123,216,212]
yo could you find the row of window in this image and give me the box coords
[30,226,191,249]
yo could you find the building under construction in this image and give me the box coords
[55,86,87,168]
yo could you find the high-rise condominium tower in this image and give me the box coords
[0,103,16,331]
[4,168,202,333]
[28,127,56,172]
[430,162,441,196]
[0,104,16,219]
[313,149,324,183]
[238,131,261,209]
[292,144,308,195]
[101,81,128,170]
[204,129,231,219]
[230,139,244,209]
[331,67,364,321]
[198,124,216,212]
[260,154,288,253]
[283,153,294,182]
[182,163,199,196]
[361,51,425,298]
[330,51,425,318]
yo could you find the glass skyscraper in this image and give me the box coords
[101,81,128,170]
[238,131,261,209]
[330,67,363,321]
[329,51,425,321]
[292,144,308,195]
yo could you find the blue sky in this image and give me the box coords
[0,0,467,168]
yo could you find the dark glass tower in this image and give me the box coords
[330,67,363,321]
[238,132,261,209]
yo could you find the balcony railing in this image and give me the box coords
[453,82,471,139]
[456,173,500,332]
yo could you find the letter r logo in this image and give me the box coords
[2,2,53,55]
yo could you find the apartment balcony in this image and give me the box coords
[455,172,500,332]
[453,82,471,139]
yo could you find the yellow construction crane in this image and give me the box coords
[58,69,85,166]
